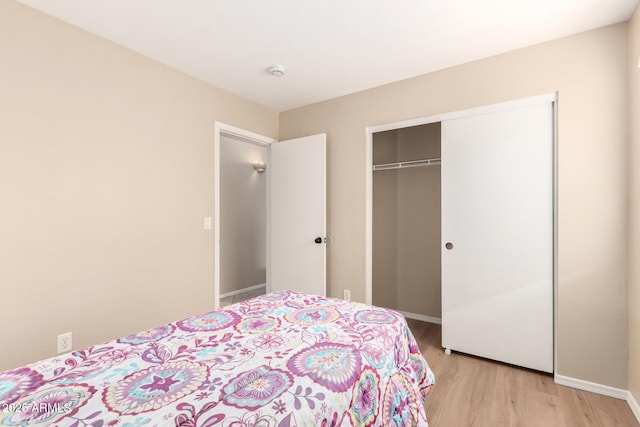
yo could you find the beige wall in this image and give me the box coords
[220,135,267,294]
[372,131,398,309]
[0,0,277,371]
[397,125,441,318]
[628,2,640,403]
[373,124,441,318]
[281,24,629,388]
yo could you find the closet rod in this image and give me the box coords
[372,157,441,171]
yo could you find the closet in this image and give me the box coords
[372,123,442,322]
[371,95,554,373]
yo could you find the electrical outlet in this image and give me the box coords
[204,217,212,230]
[57,332,72,354]
[344,290,351,301]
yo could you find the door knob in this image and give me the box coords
[445,242,454,250]
[314,237,323,244]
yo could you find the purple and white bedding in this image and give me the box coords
[0,291,434,426]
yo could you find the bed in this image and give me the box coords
[0,291,434,426]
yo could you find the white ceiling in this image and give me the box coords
[17,0,639,112]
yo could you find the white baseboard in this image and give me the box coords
[555,374,640,422]
[554,374,627,400]
[627,391,640,424]
[397,310,441,325]
[220,283,266,299]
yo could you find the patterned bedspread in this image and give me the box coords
[0,291,434,426]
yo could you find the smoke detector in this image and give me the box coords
[268,65,286,77]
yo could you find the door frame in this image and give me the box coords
[364,93,558,371]
[213,122,277,309]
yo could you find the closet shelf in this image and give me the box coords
[372,157,441,171]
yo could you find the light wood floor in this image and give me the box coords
[407,319,638,427]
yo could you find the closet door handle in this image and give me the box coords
[445,242,454,250]
[314,237,323,244]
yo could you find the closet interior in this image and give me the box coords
[372,122,442,322]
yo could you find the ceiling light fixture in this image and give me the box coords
[268,65,286,78]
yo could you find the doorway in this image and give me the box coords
[213,123,327,308]
[213,122,276,308]
[219,134,268,305]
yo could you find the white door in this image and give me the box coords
[270,134,326,296]
[441,102,553,372]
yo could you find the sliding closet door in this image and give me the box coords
[441,101,553,373]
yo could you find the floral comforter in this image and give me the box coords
[0,291,434,426]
